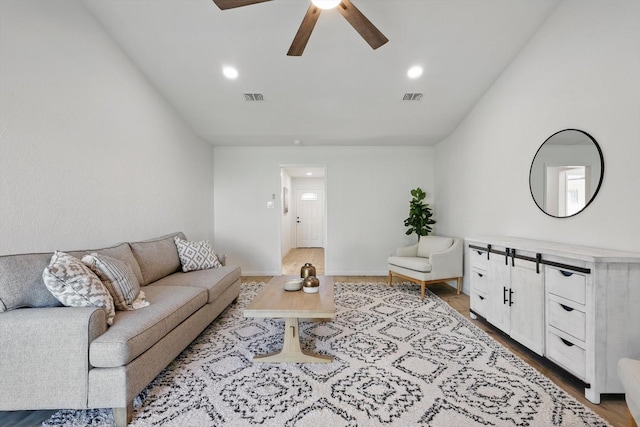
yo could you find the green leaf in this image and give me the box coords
[404,187,436,238]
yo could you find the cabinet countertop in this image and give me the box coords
[466,236,640,264]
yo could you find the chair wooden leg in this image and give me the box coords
[388,272,393,286]
[420,283,425,300]
[456,277,462,295]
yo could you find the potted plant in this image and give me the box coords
[404,187,436,238]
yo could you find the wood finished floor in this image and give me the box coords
[1,249,627,426]
[282,247,325,276]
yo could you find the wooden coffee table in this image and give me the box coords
[243,275,335,363]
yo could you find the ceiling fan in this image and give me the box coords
[212,0,389,56]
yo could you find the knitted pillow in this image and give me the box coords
[82,253,148,311]
[42,251,115,325]
[174,237,222,272]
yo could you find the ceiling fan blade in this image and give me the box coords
[336,0,389,50]
[212,0,272,10]
[287,4,322,56]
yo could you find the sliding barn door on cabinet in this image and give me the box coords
[486,248,544,355]
[509,256,544,355]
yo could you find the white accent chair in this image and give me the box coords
[619,358,640,427]
[388,236,463,300]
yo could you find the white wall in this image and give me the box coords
[0,0,215,254]
[434,0,640,293]
[214,146,435,275]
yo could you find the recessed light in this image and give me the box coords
[306,172,313,176]
[407,65,423,79]
[222,66,238,79]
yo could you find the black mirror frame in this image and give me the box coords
[529,129,605,219]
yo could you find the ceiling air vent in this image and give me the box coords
[244,93,265,101]
[403,93,423,101]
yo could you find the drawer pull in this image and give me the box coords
[479,295,485,301]
[560,270,574,277]
[560,338,575,347]
[560,304,574,312]
[476,272,484,278]
[476,250,483,255]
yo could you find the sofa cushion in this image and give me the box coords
[388,256,432,273]
[417,236,453,258]
[89,284,207,367]
[82,253,146,311]
[42,251,115,325]
[174,237,222,272]
[69,243,144,287]
[0,252,62,312]
[130,232,185,285]
[149,265,241,304]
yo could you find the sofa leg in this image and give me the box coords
[113,403,133,427]
[456,277,462,295]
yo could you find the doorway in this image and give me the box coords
[280,166,326,275]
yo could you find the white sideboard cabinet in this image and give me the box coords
[466,236,640,404]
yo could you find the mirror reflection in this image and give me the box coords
[529,129,604,218]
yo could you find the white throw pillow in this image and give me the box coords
[43,251,116,325]
[174,237,222,272]
[82,253,148,311]
[417,236,453,258]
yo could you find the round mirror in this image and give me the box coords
[529,129,604,218]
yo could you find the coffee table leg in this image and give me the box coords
[252,317,332,363]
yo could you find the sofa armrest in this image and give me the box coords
[429,238,463,279]
[395,243,418,257]
[0,307,107,410]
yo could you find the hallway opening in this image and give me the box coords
[282,247,325,276]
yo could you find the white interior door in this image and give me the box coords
[295,188,324,247]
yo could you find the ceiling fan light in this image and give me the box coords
[311,0,341,10]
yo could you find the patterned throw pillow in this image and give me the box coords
[174,237,222,272]
[42,251,116,326]
[82,253,148,311]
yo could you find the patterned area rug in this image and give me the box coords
[44,282,610,426]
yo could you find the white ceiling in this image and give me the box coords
[83,0,560,147]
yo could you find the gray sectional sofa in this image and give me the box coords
[0,232,241,426]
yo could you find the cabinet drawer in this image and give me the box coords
[469,247,488,270]
[546,267,586,304]
[546,329,586,380]
[548,297,586,342]
[470,268,488,295]
[470,291,488,317]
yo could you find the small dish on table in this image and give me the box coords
[283,278,303,291]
